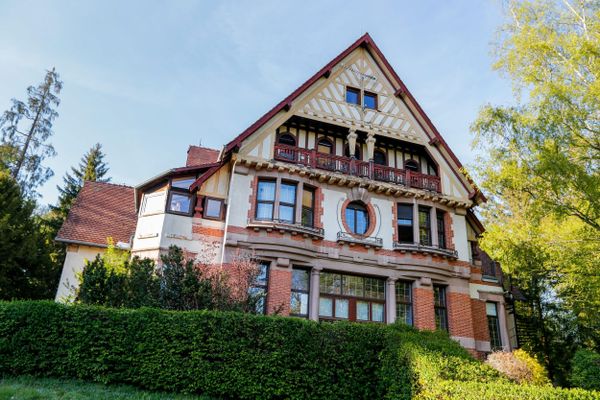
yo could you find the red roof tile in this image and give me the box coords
[56,181,137,247]
[186,146,220,167]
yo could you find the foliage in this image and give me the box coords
[0,68,62,197]
[570,348,600,391]
[0,376,211,400]
[471,0,600,383]
[0,169,58,300]
[485,349,551,385]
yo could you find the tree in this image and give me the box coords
[472,0,600,384]
[0,169,57,299]
[0,68,62,197]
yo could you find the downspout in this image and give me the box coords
[220,157,237,265]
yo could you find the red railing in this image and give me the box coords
[274,144,441,192]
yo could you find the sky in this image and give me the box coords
[0,0,514,206]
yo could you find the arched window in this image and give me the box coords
[317,137,333,154]
[344,144,361,159]
[405,159,420,172]
[374,149,387,166]
[278,133,296,146]
[345,201,369,235]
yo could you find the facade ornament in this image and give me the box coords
[366,131,376,161]
[347,128,358,158]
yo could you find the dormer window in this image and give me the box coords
[345,87,361,105]
[364,91,377,110]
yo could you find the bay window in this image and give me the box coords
[167,176,196,216]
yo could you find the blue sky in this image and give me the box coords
[0,1,513,205]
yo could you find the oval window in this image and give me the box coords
[345,201,369,235]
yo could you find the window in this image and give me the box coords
[487,302,502,350]
[167,192,193,215]
[418,207,432,246]
[319,272,385,322]
[250,261,269,314]
[397,204,414,243]
[141,192,166,215]
[290,268,310,318]
[346,87,360,105]
[405,159,420,172]
[437,210,446,249]
[317,137,333,154]
[278,133,296,146]
[279,182,297,223]
[256,180,276,220]
[301,186,315,227]
[434,285,448,331]
[204,197,224,220]
[171,176,196,190]
[364,91,377,110]
[469,241,480,263]
[396,281,413,325]
[373,149,387,166]
[345,201,369,235]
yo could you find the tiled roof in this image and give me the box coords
[186,146,220,167]
[56,181,137,247]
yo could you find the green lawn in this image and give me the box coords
[0,377,212,400]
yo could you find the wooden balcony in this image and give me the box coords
[274,144,441,192]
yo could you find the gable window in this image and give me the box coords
[345,201,369,235]
[487,302,503,350]
[418,206,432,246]
[256,180,276,220]
[167,176,196,216]
[346,87,360,105]
[373,149,387,166]
[279,182,297,223]
[290,268,310,318]
[364,91,377,110]
[436,210,446,249]
[317,137,334,154]
[319,272,385,322]
[204,197,224,220]
[250,261,269,314]
[396,281,413,325]
[405,159,420,172]
[301,186,315,227]
[434,285,448,331]
[278,133,296,146]
[397,204,414,243]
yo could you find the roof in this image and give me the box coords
[56,181,137,247]
[186,146,220,167]
[220,32,484,203]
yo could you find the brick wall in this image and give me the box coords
[444,212,455,250]
[471,299,490,342]
[447,292,475,339]
[267,268,291,316]
[413,287,436,330]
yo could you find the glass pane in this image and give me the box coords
[171,176,196,189]
[434,286,446,307]
[205,198,222,218]
[486,302,498,316]
[397,205,413,224]
[319,297,333,317]
[357,301,369,321]
[291,269,309,291]
[301,208,314,227]
[372,303,384,322]
[317,140,333,154]
[346,88,360,105]
[302,188,314,208]
[255,262,269,286]
[290,292,309,316]
[280,183,297,204]
[142,193,165,214]
[249,287,266,314]
[396,281,412,303]
[356,210,368,235]
[396,303,413,325]
[257,180,276,201]
[343,275,364,297]
[320,273,342,295]
[256,203,273,220]
[279,205,294,223]
[365,278,385,300]
[335,299,349,319]
[364,93,377,109]
[398,226,413,243]
[168,193,191,213]
[345,208,356,233]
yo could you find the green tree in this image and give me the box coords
[0,68,62,197]
[472,0,600,384]
[0,169,57,299]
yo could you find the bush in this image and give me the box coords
[570,349,600,391]
[485,349,551,385]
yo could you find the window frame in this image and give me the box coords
[373,148,387,166]
[363,91,378,110]
[301,185,316,228]
[436,210,446,249]
[203,197,225,221]
[278,181,297,224]
[433,285,449,331]
[166,175,197,216]
[345,201,370,236]
[316,137,334,154]
[404,159,420,172]
[250,261,270,315]
[395,280,413,326]
[397,203,414,244]
[418,206,432,246]
[345,86,361,106]
[141,191,167,216]
[486,302,503,350]
[255,179,277,220]
[290,267,310,318]
[277,132,297,146]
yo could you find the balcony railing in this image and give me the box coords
[337,231,383,248]
[247,218,324,238]
[274,144,441,192]
[393,241,458,258]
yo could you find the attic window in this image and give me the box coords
[171,176,195,190]
[346,87,360,105]
[364,92,377,110]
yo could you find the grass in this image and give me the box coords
[0,376,213,400]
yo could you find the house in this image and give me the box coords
[55,33,516,357]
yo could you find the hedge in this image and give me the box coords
[1,301,599,399]
[570,349,600,391]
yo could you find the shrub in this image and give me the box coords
[570,349,600,391]
[485,349,551,385]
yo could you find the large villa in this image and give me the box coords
[55,33,517,358]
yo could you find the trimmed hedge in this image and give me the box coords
[1,301,599,399]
